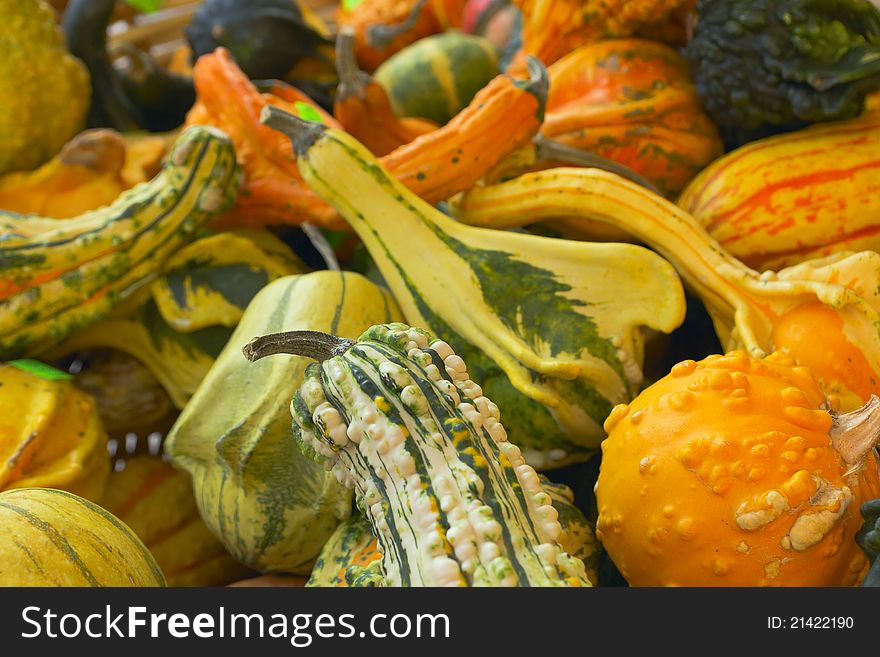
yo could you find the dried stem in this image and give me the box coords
[830,394,880,466]
[242,330,354,363]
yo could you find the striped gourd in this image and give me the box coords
[452,166,880,414]
[678,114,880,271]
[306,475,601,586]
[0,488,165,586]
[374,31,499,124]
[0,362,110,502]
[262,108,685,469]
[101,456,251,587]
[164,272,403,573]
[244,323,592,586]
[0,125,240,359]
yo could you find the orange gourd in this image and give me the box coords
[337,0,467,72]
[541,39,723,198]
[333,29,437,156]
[595,350,880,587]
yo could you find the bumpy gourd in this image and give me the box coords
[0,487,165,586]
[0,126,240,359]
[595,350,880,586]
[262,108,685,469]
[678,113,880,270]
[452,167,880,414]
[244,323,591,586]
[0,362,110,502]
[165,272,403,573]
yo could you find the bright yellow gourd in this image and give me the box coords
[595,350,880,587]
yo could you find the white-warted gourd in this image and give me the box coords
[243,323,592,587]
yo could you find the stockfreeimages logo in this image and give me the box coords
[21,606,451,646]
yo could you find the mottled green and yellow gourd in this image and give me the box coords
[244,323,592,587]
[0,125,240,359]
[165,272,402,574]
[262,107,685,470]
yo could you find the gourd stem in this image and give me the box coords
[301,221,341,271]
[335,28,372,100]
[830,394,880,467]
[534,134,661,194]
[242,330,354,362]
[260,105,326,156]
[366,0,428,49]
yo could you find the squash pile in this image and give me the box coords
[1,0,880,588]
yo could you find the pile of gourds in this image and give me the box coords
[1,0,880,588]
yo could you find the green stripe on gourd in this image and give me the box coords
[306,514,376,587]
[244,322,592,587]
[373,32,499,124]
[164,272,403,573]
[0,126,241,359]
[260,108,686,470]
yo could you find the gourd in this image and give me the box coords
[0,487,165,586]
[333,29,438,156]
[678,114,880,270]
[100,456,252,587]
[164,272,403,573]
[187,48,547,229]
[228,574,308,587]
[0,125,240,360]
[373,31,499,125]
[243,322,592,586]
[262,108,685,468]
[0,361,110,502]
[542,39,723,198]
[595,350,880,586]
[306,474,601,586]
[43,230,304,409]
[338,0,468,72]
[857,498,880,586]
[452,167,880,414]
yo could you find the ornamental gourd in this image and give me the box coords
[542,39,723,198]
[0,126,240,359]
[0,488,165,586]
[595,351,880,586]
[678,114,880,271]
[164,272,403,573]
[262,108,685,469]
[243,323,592,586]
[452,167,880,414]
[0,361,110,502]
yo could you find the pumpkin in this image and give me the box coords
[100,456,251,587]
[187,48,547,229]
[595,350,880,586]
[0,487,165,586]
[373,31,499,125]
[164,271,403,573]
[262,108,685,469]
[0,126,240,360]
[333,28,437,156]
[0,361,110,502]
[678,114,880,271]
[337,0,468,72]
[44,230,306,409]
[451,167,880,414]
[244,323,592,586]
[541,39,723,198]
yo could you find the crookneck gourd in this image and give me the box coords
[164,272,402,573]
[595,350,880,586]
[678,113,880,271]
[262,108,685,469]
[0,361,110,502]
[452,167,880,414]
[333,28,437,156]
[542,38,723,198]
[243,323,592,586]
[43,230,305,409]
[306,473,602,587]
[0,125,240,360]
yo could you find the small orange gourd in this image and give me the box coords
[595,350,880,587]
